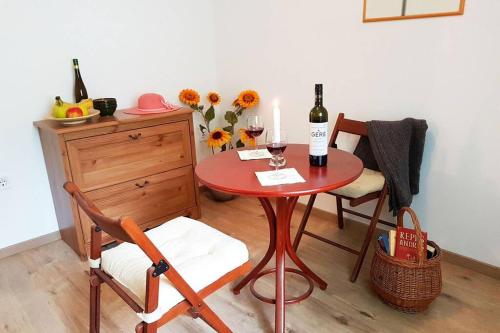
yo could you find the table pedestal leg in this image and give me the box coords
[275,197,287,333]
[233,196,328,333]
[233,198,276,294]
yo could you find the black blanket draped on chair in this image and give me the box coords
[353,118,428,215]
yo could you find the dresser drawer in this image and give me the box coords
[79,166,196,244]
[67,121,192,191]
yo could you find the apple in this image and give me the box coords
[66,107,83,118]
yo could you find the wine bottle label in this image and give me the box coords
[309,122,328,156]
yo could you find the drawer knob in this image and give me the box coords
[135,180,150,188]
[129,133,142,140]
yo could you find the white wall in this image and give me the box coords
[213,0,500,266]
[2,1,499,268]
[0,0,218,249]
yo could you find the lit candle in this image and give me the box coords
[273,100,280,142]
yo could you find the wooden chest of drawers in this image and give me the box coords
[34,108,201,258]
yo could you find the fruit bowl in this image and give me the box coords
[46,109,100,126]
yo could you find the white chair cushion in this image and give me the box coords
[330,168,385,198]
[100,216,249,323]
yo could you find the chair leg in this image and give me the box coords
[96,282,101,331]
[350,185,388,283]
[143,323,157,333]
[89,274,101,333]
[198,304,232,333]
[135,322,144,333]
[292,194,317,251]
[336,196,344,229]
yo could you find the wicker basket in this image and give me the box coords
[370,207,442,313]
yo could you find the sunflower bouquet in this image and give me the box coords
[178,88,260,152]
[179,89,230,151]
[222,90,260,150]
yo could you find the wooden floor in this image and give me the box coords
[1,195,499,333]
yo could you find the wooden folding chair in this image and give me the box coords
[64,181,251,333]
[292,113,395,283]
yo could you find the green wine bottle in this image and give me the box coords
[309,84,328,166]
[73,59,88,103]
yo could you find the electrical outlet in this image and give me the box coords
[0,177,9,190]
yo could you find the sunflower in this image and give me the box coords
[207,128,232,148]
[237,90,260,109]
[179,89,200,106]
[239,128,256,146]
[207,92,221,105]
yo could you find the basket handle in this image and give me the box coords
[397,207,425,265]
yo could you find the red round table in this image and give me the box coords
[195,144,363,333]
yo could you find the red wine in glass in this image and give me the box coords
[248,125,264,138]
[266,143,287,155]
[265,129,288,179]
[247,115,264,157]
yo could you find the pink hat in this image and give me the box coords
[124,93,182,115]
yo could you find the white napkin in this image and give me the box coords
[237,149,273,160]
[255,168,306,186]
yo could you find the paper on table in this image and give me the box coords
[237,149,272,160]
[255,168,306,186]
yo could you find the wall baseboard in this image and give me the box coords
[440,249,500,280]
[0,231,61,260]
[295,202,500,280]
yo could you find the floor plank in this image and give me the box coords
[0,194,498,332]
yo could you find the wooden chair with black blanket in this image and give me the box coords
[293,113,396,283]
[64,181,251,333]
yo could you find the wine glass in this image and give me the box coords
[265,129,288,179]
[247,115,264,157]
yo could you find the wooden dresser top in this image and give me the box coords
[34,108,194,134]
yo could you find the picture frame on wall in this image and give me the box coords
[363,0,466,23]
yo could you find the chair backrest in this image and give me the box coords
[64,181,135,243]
[329,113,368,148]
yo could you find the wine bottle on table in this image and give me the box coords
[309,83,328,166]
[73,59,88,102]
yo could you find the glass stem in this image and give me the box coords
[275,156,279,174]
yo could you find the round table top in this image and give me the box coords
[195,144,363,198]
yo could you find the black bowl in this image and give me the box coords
[93,98,116,104]
[94,102,117,107]
[93,98,117,116]
[93,98,116,106]
[94,97,116,102]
